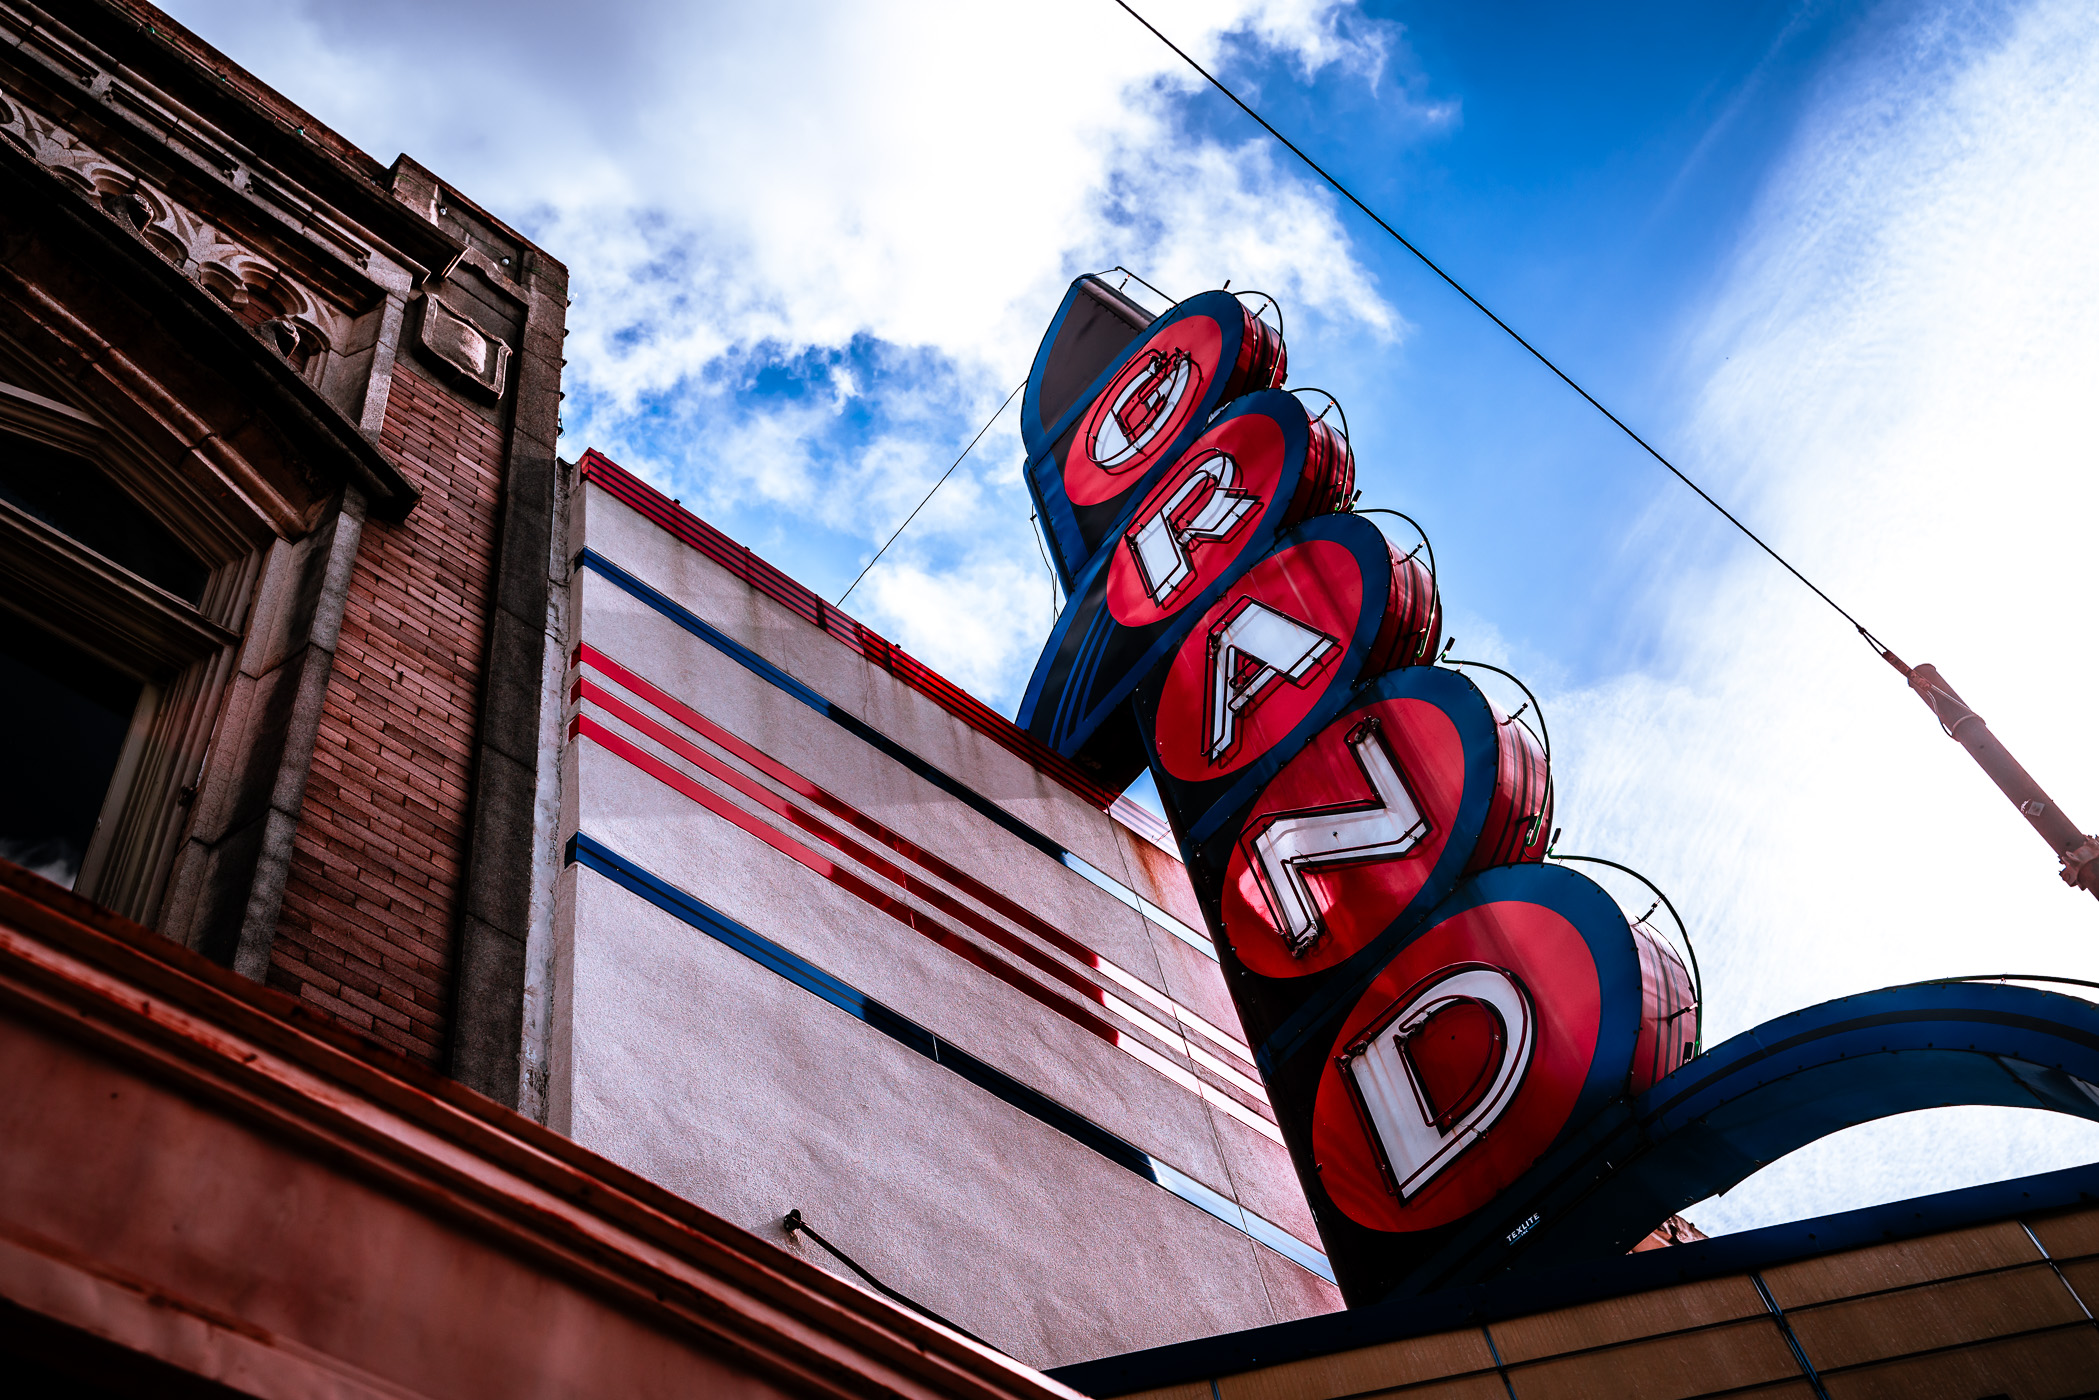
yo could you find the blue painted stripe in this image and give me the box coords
[575,547,1215,959]
[566,831,1331,1282]
[1057,853,1215,960]
[578,547,846,725]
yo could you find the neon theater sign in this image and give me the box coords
[1015,274,2099,1304]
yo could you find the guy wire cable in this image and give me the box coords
[837,378,1025,608]
[1028,508,1063,615]
[1108,0,1892,659]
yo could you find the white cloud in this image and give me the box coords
[1542,0,2099,1235]
[1100,136,1402,344]
[863,552,1054,698]
[161,0,1407,364]
[157,0,1420,699]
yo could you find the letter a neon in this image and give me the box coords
[1204,598,1335,763]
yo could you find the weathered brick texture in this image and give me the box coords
[271,366,504,1064]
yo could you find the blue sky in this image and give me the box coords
[167,0,2099,1239]
[1176,1,1846,680]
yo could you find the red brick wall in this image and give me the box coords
[270,366,504,1064]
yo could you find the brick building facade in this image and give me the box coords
[273,361,508,1065]
[0,0,565,1089]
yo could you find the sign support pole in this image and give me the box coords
[1879,650,2099,900]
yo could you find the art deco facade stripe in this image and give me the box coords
[574,642,1255,1075]
[567,663,1277,1135]
[576,708,1210,1094]
[564,831,1334,1283]
[576,546,1214,956]
[576,448,1127,809]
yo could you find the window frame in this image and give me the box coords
[0,372,266,922]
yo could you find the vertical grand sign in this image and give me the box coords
[1019,275,1695,1303]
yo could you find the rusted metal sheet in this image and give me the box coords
[1816,1326,2099,1398]
[1486,1274,1764,1366]
[1500,1317,1802,1399]
[1759,1222,2042,1310]
[1782,1264,2085,1372]
[1210,1328,1494,1400]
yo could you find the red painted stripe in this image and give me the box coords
[581,643,1116,976]
[577,714,1300,1135]
[575,448,1121,810]
[578,677,1139,1020]
[575,643,1261,1074]
[573,714,1132,1050]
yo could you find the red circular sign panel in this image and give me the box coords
[1105,412,1286,628]
[1311,900,1602,1232]
[1066,316,1223,507]
[1223,697,1465,978]
[1153,538,1362,783]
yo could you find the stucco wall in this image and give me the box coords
[550,480,1340,1365]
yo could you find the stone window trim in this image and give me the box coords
[0,378,259,925]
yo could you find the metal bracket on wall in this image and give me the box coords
[782,1209,999,1351]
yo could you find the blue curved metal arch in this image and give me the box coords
[1386,979,2099,1299]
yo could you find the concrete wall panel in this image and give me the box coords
[555,479,1331,1363]
[1209,1108,1318,1252]
[565,740,1240,1204]
[561,865,1295,1367]
[1148,920,1247,1044]
[1117,828,1208,933]
[572,565,1169,985]
[1253,1244,1345,1323]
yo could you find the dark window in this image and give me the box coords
[0,609,142,889]
[0,437,208,602]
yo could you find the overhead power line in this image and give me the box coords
[837,378,1025,608]
[1108,0,1889,655]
